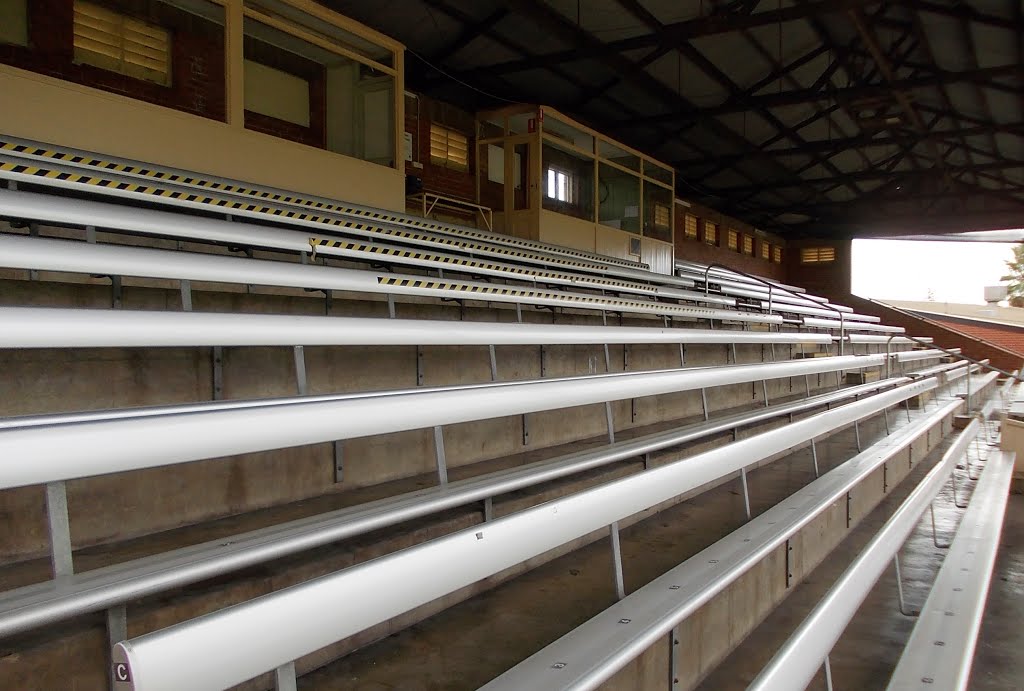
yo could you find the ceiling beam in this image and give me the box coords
[717,158,1024,194]
[673,124,1022,169]
[421,0,882,82]
[613,63,1022,127]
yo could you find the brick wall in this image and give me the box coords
[786,237,852,297]
[405,94,475,202]
[0,0,226,122]
[674,203,785,281]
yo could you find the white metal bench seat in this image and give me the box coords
[108,379,940,691]
[478,397,965,691]
[0,377,907,639]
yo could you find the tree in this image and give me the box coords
[1001,242,1024,306]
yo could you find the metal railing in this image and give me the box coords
[885,331,1024,412]
[701,262,848,353]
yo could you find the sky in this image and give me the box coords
[850,239,1017,305]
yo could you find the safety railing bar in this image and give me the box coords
[701,262,848,353]
[886,332,1023,383]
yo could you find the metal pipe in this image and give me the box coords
[477,396,960,691]
[0,235,782,325]
[0,354,892,490]
[748,419,982,691]
[110,380,938,691]
[0,378,910,639]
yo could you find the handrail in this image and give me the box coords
[885,332,1024,414]
[701,262,848,353]
[0,379,906,639]
[109,380,938,691]
[748,418,983,691]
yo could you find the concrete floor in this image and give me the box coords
[294,414,900,690]
[697,428,1023,691]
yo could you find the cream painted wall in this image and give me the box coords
[243,59,311,127]
[0,65,405,211]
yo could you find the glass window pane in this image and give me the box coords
[245,14,395,167]
[244,0,392,67]
[543,113,594,152]
[598,140,640,171]
[599,162,640,234]
[508,111,535,135]
[644,182,672,243]
[542,140,594,220]
[643,159,673,185]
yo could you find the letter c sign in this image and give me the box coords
[114,663,131,683]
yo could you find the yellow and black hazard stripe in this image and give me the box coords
[374,276,732,317]
[0,159,641,278]
[0,138,646,269]
[308,237,655,293]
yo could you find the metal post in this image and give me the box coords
[605,402,616,444]
[894,553,918,616]
[293,346,308,396]
[810,438,820,478]
[669,626,680,689]
[740,466,752,520]
[433,426,448,486]
[28,222,39,281]
[110,274,123,309]
[610,521,625,600]
[416,345,424,386]
[930,504,951,548]
[515,302,522,323]
[179,279,193,312]
[540,345,548,377]
[211,346,224,400]
[387,293,396,319]
[107,604,128,687]
[700,388,710,421]
[274,661,297,691]
[678,343,686,367]
[785,537,793,587]
[824,655,834,691]
[333,441,344,483]
[45,481,73,578]
[762,379,770,407]
[488,344,498,381]
[484,497,494,522]
[522,413,530,446]
[854,420,862,451]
